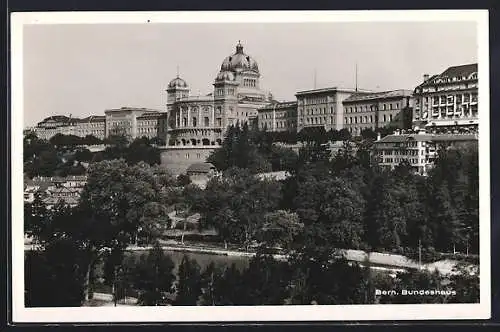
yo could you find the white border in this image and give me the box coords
[11,10,491,322]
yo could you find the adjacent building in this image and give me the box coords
[104,107,165,140]
[24,175,88,208]
[295,87,371,132]
[342,90,413,136]
[257,101,297,132]
[412,63,478,133]
[374,130,478,176]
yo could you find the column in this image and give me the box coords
[211,105,215,127]
[187,107,191,127]
[198,106,201,128]
[272,105,276,131]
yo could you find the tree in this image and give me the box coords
[211,263,244,305]
[239,253,291,305]
[82,134,102,146]
[74,148,94,162]
[24,193,49,240]
[256,210,303,250]
[25,238,87,307]
[125,137,161,165]
[360,128,377,141]
[133,242,176,306]
[73,159,171,300]
[287,249,366,305]
[199,262,223,305]
[174,255,202,305]
[201,167,282,249]
[337,128,352,141]
[294,176,365,249]
[207,124,272,173]
[177,174,192,186]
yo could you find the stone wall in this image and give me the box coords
[160,146,218,176]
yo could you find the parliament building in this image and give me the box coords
[161,42,274,174]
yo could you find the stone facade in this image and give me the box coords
[295,87,369,132]
[34,115,106,140]
[342,90,413,136]
[161,42,273,175]
[257,101,298,132]
[104,107,165,140]
[374,130,478,176]
[413,63,478,132]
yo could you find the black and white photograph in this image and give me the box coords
[11,10,490,322]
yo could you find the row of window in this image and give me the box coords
[344,114,393,125]
[138,120,157,126]
[379,149,424,156]
[243,79,256,87]
[382,158,426,164]
[301,116,335,125]
[301,96,328,105]
[261,112,294,119]
[346,103,400,113]
[300,107,334,116]
[260,121,296,129]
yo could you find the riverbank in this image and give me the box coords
[24,240,476,276]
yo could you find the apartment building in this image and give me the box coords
[413,63,478,133]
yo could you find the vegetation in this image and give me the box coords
[23,124,480,306]
[23,133,162,178]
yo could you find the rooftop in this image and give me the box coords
[418,63,478,88]
[343,89,412,103]
[105,107,161,114]
[259,101,297,111]
[186,162,216,174]
[296,87,372,96]
[376,133,478,144]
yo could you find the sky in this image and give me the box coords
[22,20,478,127]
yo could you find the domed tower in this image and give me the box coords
[166,75,190,112]
[218,41,263,100]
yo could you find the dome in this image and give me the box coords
[220,42,259,73]
[215,70,235,81]
[168,76,189,89]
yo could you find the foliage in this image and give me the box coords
[25,238,87,307]
[256,210,303,250]
[201,167,282,248]
[293,175,365,249]
[133,242,176,306]
[177,174,192,186]
[174,255,203,305]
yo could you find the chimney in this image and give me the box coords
[423,74,429,82]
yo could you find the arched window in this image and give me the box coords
[204,117,209,127]
[202,138,210,146]
[183,117,187,127]
[192,117,197,127]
